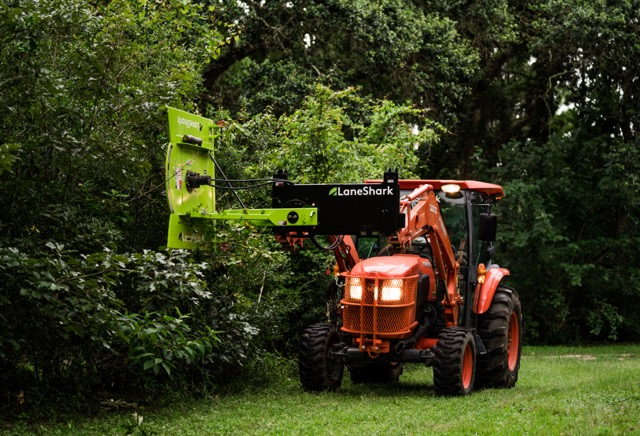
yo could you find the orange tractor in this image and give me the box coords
[165,108,522,396]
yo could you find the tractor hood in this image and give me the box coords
[350,254,428,278]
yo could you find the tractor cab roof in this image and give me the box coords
[366,179,504,200]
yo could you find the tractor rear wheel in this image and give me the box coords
[349,362,403,384]
[475,286,522,389]
[298,323,344,391]
[433,327,476,396]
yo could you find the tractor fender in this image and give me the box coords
[473,267,510,315]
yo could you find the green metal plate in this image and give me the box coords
[167,214,209,249]
[165,107,216,217]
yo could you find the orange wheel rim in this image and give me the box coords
[507,312,520,371]
[462,343,473,388]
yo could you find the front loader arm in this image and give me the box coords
[395,184,461,326]
[329,235,360,273]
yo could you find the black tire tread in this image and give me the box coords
[475,286,522,389]
[433,327,475,396]
[298,323,343,391]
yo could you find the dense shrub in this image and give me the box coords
[0,229,297,414]
[0,246,199,398]
[491,136,640,344]
[0,0,221,252]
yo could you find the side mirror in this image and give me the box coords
[478,213,498,242]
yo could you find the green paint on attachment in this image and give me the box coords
[164,107,318,250]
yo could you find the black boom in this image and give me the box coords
[272,170,404,236]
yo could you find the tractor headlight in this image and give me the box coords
[380,281,403,301]
[349,284,362,300]
[346,278,363,300]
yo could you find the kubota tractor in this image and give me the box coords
[165,107,522,396]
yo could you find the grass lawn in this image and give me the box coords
[3,344,640,435]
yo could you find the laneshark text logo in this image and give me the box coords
[329,186,394,196]
[177,116,202,131]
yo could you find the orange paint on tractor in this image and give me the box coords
[473,267,510,314]
[341,255,432,341]
[395,179,504,198]
[415,337,438,349]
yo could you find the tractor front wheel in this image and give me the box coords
[298,323,344,391]
[475,286,522,389]
[433,327,476,396]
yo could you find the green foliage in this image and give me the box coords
[0,0,221,251]
[493,133,640,343]
[222,85,440,184]
[0,143,20,174]
[117,310,220,378]
[208,0,479,127]
[214,58,314,118]
[198,221,298,363]
[119,412,152,436]
[445,0,640,343]
[0,239,299,414]
[265,87,424,182]
[0,245,211,383]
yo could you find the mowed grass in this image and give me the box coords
[4,345,640,435]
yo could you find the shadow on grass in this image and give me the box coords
[339,381,437,398]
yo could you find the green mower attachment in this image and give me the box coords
[165,107,318,249]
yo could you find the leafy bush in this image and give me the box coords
[231,85,441,184]
[0,0,223,252]
[0,239,290,414]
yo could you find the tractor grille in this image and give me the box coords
[341,276,418,337]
